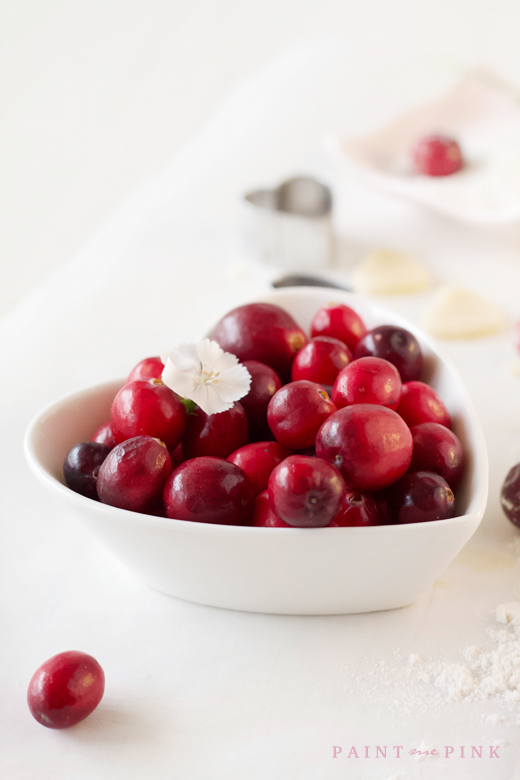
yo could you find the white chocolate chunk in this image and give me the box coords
[352,250,430,295]
[422,286,505,339]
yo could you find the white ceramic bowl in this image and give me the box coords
[24,288,488,615]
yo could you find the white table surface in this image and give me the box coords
[3,38,520,780]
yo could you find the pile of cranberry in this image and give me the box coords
[64,301,465,529]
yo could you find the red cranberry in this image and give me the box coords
[310,303,366,352]
[240,360,282,439]
[182,402,248,460]
[227,441,291,495]
[111,379,186,451]
[354,325,423,382]
[291,336,352,389]
[500,463,520,528]
[413,134,463,177]
[97,436,173,513]
[267,380,337,450]
[169,443,184,469]
[397,381,451,429]
[409,422,464,489]
[63,442,112,501]
[268,455,346,528]
[209,302,307,381]
[252,490,293,527]
[163,457,254,526]
[333,490,382,527]
[126,356,164,383]
[316,404,413,492]
[331,356,402,410]
[387,471,456,523]
[27,651,105,729]
[90,420,115,449]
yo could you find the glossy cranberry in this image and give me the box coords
[90,420,115,449]
[413,135,463,177]
[268,455,346,528]
[27,651,105,729]
[291,336,352,389]
[397,381,451,429]
[316,404,413,492]
[163,457,254,525]
[252,490,293,527]
[500,463,520,528]
[182,402,248,459]
[267,380,337,450]
[111,379,186,451]
[63,442,112,500]
[409,422,464,488]
[387,471,456,524]
[310,303,366,352]
[331,356,402,410]
[97,436,173,512]
[209,302,307,381]
[354,325,423,382]
[126,356,164,383]
[227,441,291,495]
[333,490,382,527]
[240,360,282,439]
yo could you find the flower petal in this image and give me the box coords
[161,357,197,398]
[213,364,251,403]
[189,383,234,415]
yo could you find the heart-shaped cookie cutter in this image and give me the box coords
[242,176,334,269]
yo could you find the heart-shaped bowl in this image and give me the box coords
[24,288,488,615]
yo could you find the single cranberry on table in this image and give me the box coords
[267,380,337,450]
[268,455,346,528]
[409,422,464,489]
[240,360,282,440]
[291,336,353,389]
[126,356,164,383]
[397,381,451,429]
[500,463,520,528]
[27,651,105,729]
[331,356,402,411]
[316,404,413,492]
[412,134,463,177]
[63,442,112,500]
[354,325,423,383]
[386,471,456,524]
[252,490,293,527]
[97,436,173,513]
[110,378,186,451]
[90,420,115,449]
[182,401,248,460]
[227,441,291,495]
[163,456,254,525]
[209,302,307,381]
[332,490,383,527]
[310,303,366,352]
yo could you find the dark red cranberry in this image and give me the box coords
[333,490,382,527]
[240,360,282,439]
[409,422,464,488]
[268,455,346,528]
[252,490,293,527]
[27,651,105,729]
[90,420,115,449]
[316,404,413,492]
[291,336,352,389]
[413,135,463,176]
[267,380,337,450]
[387,471,456,524]
[111,379,186,451]
[227,441,291,495]
[354,325,423,382]
[126,356,164,383]
[500,463,520,528]
[97,436,173,513]
[169,443,184,469]
[209,302,307,381]
[331,356,402,410]
[163,457,254,526]
[310,303,366,352]
[397,381,451,429]
[63,442,112,500]
[182,402,248,460]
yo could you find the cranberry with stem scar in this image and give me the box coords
[111,378,186,451]
[333,490,382,527]
[387,471,456,524]
[331,356,402,411]
[126,356,164,383]
[267,380,337,450]
[310,303,366,352]
[291,336,353,388]
[354,325,423,383]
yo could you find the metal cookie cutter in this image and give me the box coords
[242,176,334,270]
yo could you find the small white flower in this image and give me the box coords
[161,339,251,416]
